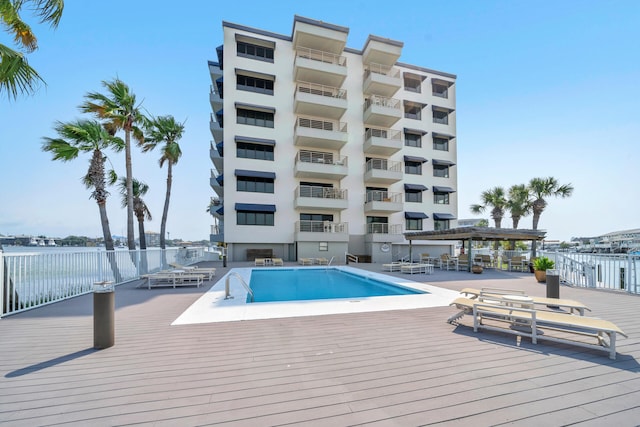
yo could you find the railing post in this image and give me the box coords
[0,249,4,318]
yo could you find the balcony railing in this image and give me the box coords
[365,158,402,172]
[296,185,347,200]
[366,223,403,234]
[296,220,348,233]
[365,191,402,203]
[296,150,347,166]
[295,116,348,133]
[365,127,401,141]
[364,63,400,78]
[364,95,401,111]
[296,46,347,66]
[296,81,346,99]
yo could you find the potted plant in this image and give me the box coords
[533,256,555,283]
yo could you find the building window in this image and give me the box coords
[237,108,274,128]
[236,141,274,161]
[432,82,449,98]
[237,211,274,226]
[237,74,274,95]
[404,131,421,148]
[237,41,274,62]
[366,187,388,202]
[433,109,449,125]
[237,176,274,193]
[405,191,422,203]
[319,242,328,251]
[434,219,450,231]
[433,164,450,178]
[300,213,333,232]
[406,218,423,230]
[433,136,449,151]
[434,192,450,205]
[404,75,422,93]
[404,101,422,120]
[366,216,388,234]
[405,161,422,175]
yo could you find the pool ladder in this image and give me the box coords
[225,272,254,302]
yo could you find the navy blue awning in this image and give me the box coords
[404,184,428,191]
[215,77,223,98]
[235,203,276,213]
[403,155,428,163]
[215,174,223,185]
[216,206,224,215]
[433,213,456,220]
[215,141,223,156]
[234,136,276,146]
[432,159,456,166]
[403,127,427,135]
[405,212,428,219]
[216,45,224,69]
[215,108,224,128]
[234,169,276,179]
[432,132,455,139]
[432,186,456,193]
[234,102,275,114]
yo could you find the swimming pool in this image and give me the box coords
[173,266,460,324]
[249,268,425,303]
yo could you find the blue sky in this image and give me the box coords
[1,1,638,242]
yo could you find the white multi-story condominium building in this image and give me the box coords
[208,16,458,263]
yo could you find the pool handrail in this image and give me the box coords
[225,272,254,302]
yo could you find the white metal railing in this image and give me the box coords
[296,221,348,234]
[345,252,359,263]
[364,63,400,78]
[366,223,403,234]
[365,158,402,173]
[225,271,253,302]
[296,46,347,66]
[296,150,346,166]
[365,191,402,203]
[295,116,348,133]
[0,247,207,317]
[365,127,401,141]
[542,251,639,294]
[296,185,348,200]
[364,95,401,111]
[296,81,346,99]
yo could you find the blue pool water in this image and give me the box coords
[248,268,425,303]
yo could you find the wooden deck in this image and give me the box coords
[1,262,639,426]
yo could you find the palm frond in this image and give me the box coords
[0,44,44,99]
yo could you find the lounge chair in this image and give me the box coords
[315,257,330,265]
[142,270,205,289]
[382,262,405,272]
[255,258,267,266]
[400,263,433,274]
[448,296,627,359]
[168,263,216,280]
[272,258,284,266]
[298,258,314,265]
[460,287,590,315]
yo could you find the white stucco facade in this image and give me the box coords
[209,16,458,262]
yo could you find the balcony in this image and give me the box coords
[209,142,223,172]
[364,191,403,214]
[363,127,402,156]
[294,47,347,88]
[363,96,402,127]
[295,220,349,242]
[294,116,348,150]
[292,17,348,54]
[294,185,348,210]
[362,35,403,67]
[209,85,222,112]
[432,106,455,126]
[364,158,402,184]
[209,114,223,142]
[209,170,223,198]
[294,150,348,180]
[363,64,402,97]
[294,82,347,120]
[365,223,404,243]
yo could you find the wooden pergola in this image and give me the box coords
[404,227,546,272]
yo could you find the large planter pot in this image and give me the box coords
[471,265,483,274]
[534,269,547,283]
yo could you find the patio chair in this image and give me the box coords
[298,258,314,265]
[315,257,330,265]
[272,258,284,266]
[255,258,266,266]
[457,254,469,271]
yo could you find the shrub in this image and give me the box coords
[533,256,555,271]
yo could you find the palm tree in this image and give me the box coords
[80,78,145,251]
[142,115,184,250]
[1,0,64,100]
[505,184,532,250]
[528,177,574,257]
[42,119,124,281]
[470,186,507,228]
[118,178,151,249]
